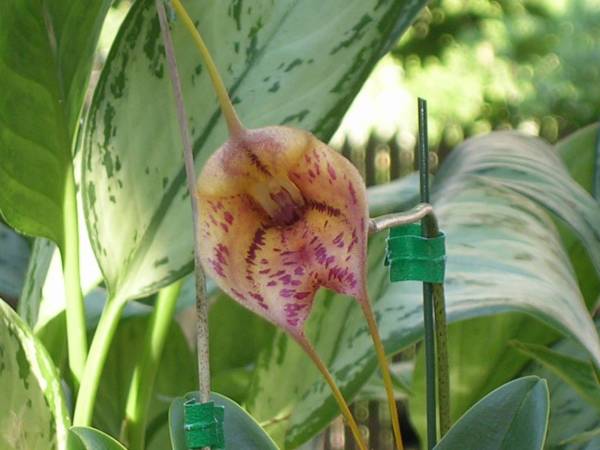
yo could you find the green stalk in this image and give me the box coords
[122,281,182,450]
[422,213,450,437]
[73,297,126,426]
[433,282,450,435]
[62,164,88,389]
[422,282,437,449]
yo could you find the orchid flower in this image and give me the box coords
[172,1,404,449]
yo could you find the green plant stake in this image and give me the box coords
[384,99,451,449]
[386,223,446,283]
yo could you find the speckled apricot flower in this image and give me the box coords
[197,126,368,339]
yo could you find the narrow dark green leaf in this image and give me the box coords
[433,377,549,450]
[0,298,69,450]
[82,0,427,300]
[512,340,600,410]
[557,123,600,196]
[559,428,600,447]
[169,392,278,450]
[556,124,600,307]
[0,0,111,248]
[0,222,29,304]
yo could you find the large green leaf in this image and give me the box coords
[68,427,128,450]
[244,132,600,448]
[0,0,111,248]
[436,132,600,277]
[410,314,558,446]
[169,392,278,450]
[557,123,599,197]
[82,0,427,301]
[433,377,549,450]
[0,298,69,450]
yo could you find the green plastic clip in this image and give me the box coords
[385,223,446,283]
[184,399,225,449]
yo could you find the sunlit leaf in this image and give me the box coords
[0,0,111,249]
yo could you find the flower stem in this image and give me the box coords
[122,281,182,450]
[62,163,87,390]
[73,296,125,426]
[295,336,367,450]
[156,9,211,450]
[360,300,405,450]
[170,0,244,137]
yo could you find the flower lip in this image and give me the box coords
[268,187,306,227]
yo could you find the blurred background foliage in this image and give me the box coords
[332,0,600,165]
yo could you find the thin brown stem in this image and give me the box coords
[295,335,368,450]
[156,0,211,407]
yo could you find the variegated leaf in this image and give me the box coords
[0,299,69,450]
[82,0,427,300]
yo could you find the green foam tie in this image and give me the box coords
[385,223,446,284]
[184,399,225,449]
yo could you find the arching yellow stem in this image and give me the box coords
[295,336,368,450]
[170,0,244,137]
[361,300,405,450]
